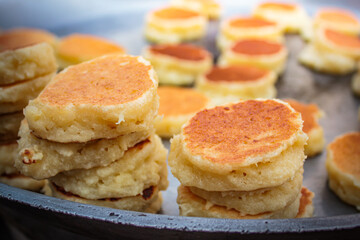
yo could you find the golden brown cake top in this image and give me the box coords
[205,65,268,83]
[257,2,296,11]
[296,187,314,218]
[317,8,359,25]
[285,99,321,134]
[57,34,125,61]
[158,86,208,117]
[232,39,282,56]
[0,28,55,52]
[183,99,302,165]
[149,44,210,61]
[39,55,154,106]
[153,7,200,19]
[324,29,360,49]
[329,132,360,178]
[229,17,276,28]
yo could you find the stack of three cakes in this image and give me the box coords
[15,54,168,212]
[0,28,57,191]
[169,99,314,218]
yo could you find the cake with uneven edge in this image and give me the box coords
[0,28,57,85]
[196,65,276,99]
[218,39,287,75]
[296,187,315,218]
[56,33,125,69]
[189,167,303,215]
[50,135,168,200]
[171,0,221,20]
[144,6,207,44]
[314,8,360,36]
[154,86,209,138]
[285,99,325,157]
[0,141,45,191]
[299,28,360,75]
[16,120,152,180]
[177,185,301,219]
[144,44,212,85]
[217,16,283,51]
[0,72,55,114]
[326,132,360,210]
[24,54,159,143]
[46,181,164,213]
[168,99,307,191]
[253,1,309,33]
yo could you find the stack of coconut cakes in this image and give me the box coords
[16,54,168,213]
[0,28,57,191]
[169,99,314,219]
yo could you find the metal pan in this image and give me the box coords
[0,0,360,238]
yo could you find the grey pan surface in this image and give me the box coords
[0,0,360,239]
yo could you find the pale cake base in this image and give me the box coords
[298,44,356,75]
[0,72,55,114]
[169,135,305,191]
[0,141,18,175]
[326,149,360,210]
[177,185,301,219]
[50,135,168,200]
[0,42,57,85]
[16,120,151,179]
[0,174,46,192]
[189,168,303,215]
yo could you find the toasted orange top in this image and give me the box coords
[285,99,320,133]
[39,55,153,106]
[154,7,200,19]
[329,132,360,178]
[0,28,55,52]
[232,39,282,55]
[229,17,276,28]
[296,187,313,218]
[258,2,296,11]
[324,29,360,49]
[183,100,301,165]
[150,44,209,61]
[57,34,125,61]
[317,8,359,25]
[158,86,208,116]
[206,65,268,83]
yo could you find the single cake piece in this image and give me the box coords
[217,16,283,51]
[0,72,55,114]
[326,132,360,210]
[144,6,207,44]
[285,99,325,157]
[24,54,159,143]
[177,185,301,219]
[196,65,276,99]
[16,120,152,179]
[143,43,212,85]
[0,28,57,85]
[253,1,310,33]
[171,0,221,20]
[296,187,315,218]
[169,99,307,192]
[299,28,360,74]
[56,33,125,69]
[218,39,287,75]
[154,86,209,138]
